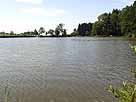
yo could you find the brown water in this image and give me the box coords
[0,37,135,102]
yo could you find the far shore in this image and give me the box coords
[0,35,136,39]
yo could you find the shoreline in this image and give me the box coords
[0,35,136,41]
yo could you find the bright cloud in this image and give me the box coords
[16,0,43,4]
[19,7,67,17]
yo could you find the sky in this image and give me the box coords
[0,0,135,34]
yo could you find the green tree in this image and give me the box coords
[92,21,104,36]
[110,9,121,36]
[34,29,39,36]
[120,1,136,37]
[55,28,60,37]
[98,13,112,36]
[62,29,67,37]
[10,31,14,35]
[48,29,55,36]
[77,23,93,36]
[74,1,136,37]
[55,23,67,37]
[39,27,45,36]
[58,23,64,33]
[71,28,78,36]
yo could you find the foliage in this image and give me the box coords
[47,29,55,36]
[63,29,67,37]
[55,23,67,37]
[77,23,93,36]
[130,45,136,54]
[71,28,78,36]
[38,27,45,35]
[107,83,136,102]
[120,2,136,36]
[110,9,121,36]
[91,21,104,36]
[75,1,136,37]
[55,27,60,37]
[10,31,15,35]
[92,10,121,36]
[34,29,39,36]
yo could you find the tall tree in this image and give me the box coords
[92,21,104,36]
[110,9,121,36]
[98,13,112,36]
[55,23,67,37]
[120,1,136,37]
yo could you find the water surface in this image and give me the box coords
[0,37,135,102]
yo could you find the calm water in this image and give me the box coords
[0,37,136,102]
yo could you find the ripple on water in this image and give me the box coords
[0,37,135,102]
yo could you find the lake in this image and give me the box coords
[0,37,135,102]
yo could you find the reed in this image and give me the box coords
[4,86,10,102]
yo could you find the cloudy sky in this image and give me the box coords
[0,0,134,33]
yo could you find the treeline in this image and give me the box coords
[72,1,136,37]
[0,23,68,37]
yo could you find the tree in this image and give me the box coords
[58,23,64,35]
[97,13,112,36]
[55,23,67,37]
[39,27,45,36]
[110,9,121,36]
[10,31,14,35]
[34,29,38,36]
[119,1,136,37]
[55,28,60,37]
[88,23,93,36]
[74,28,77,32]
[91,11,121,36]
[73,1,136,37]
[71,28,78,36]
[48,29,55,36]
[58,23,64,32]
[22,31,35,36]
[92,21,104,36]
[77,23,93,36]
[77,24,81,36]
[62,29,67,37]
